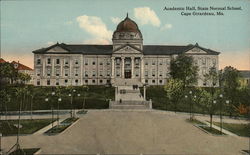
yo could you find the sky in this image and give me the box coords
[1,0,249,70]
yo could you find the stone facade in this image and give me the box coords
[33,15,219,87]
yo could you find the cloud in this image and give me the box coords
[134,7,161,27]
[111,17,121,24]
[160,24,172,31]
[83,38,110,45]
[76,15,112,43]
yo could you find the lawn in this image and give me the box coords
[200,126,224,135]
[186,118,206,125]
[0,119,54,136]
[45,117,79,135]
[213,122,250,137]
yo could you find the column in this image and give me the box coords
[52,58,55,77]
[121,57,125,78]
[111,57,115,78]
[140,57,144,81]
[143,85,146,101]
[80,55,83,85]
[42,57,46,77]
[131,57,134,78]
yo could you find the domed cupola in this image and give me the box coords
[112,13,143,51]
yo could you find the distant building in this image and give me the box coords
[239,70,250,88]
[33,14,220,87]
[11,61,34,84]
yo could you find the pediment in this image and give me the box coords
[47,46,69,53]
[113,45,142,54]
[185,47,207,54]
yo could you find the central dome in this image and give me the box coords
[115,14,140,33]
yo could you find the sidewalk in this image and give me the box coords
[33,117,67,135]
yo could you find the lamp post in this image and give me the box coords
[69,93,72,118]
[219,94,223,134]
[189,91,193,120]
[57,98,62,127]
[185,90,193,120]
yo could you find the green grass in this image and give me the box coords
[1,85,114,111]
[9,148,40,155]
[200,126,224,135]
[213,122,250,137]
[45,117,79,135]
[186,118,206,125]
[0,119,55,136]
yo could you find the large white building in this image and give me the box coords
[33,15,219,87]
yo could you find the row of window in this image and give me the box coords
[36,58,111,66]
[145,79,164,84]
[36,58,171,66]
[37,79,110,86]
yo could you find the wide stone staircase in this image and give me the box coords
[109,85,152,109]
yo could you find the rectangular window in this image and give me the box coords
[37,80,40,86]
[116,59,120,65]
[56,68,60,76]
[107,60,110,65]
[65,69,69,77]
[145,61,148,65]
[135,59,139,65]
[145,70,148,77]
[85,71,88,77]
[152,80,155,83]
[92,80,96,83]
[152,69,155,77]
[152,61,156,65]
[47,58,51,64]
[92,70,96,77]
[65,79,68,83]
[100,80,103,83]
[99,62,103,65]
[107,80,110,84]
[56,80,59,86]
[75,79,78,83]
[36,69,41,76]
[107,70,110,76]
[145,80,148,83]
[37,59,41,65]
[100,71,103,77]
[75,69,78,76]
[159,71,163,77]
[75,59,79,65]
[85,59,88,65]
[92,61,96,65]
[47,80,50,85]
[56,59,60,65]
[159,80,163,83]
[64,59,69,65]
[47,68,51,76]
[159,60,163,65]
[85,80,88,83]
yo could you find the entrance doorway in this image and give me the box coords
[125,70,131,78]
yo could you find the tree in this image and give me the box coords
[220,66,241,116]
[17,72,31,84]
[164,79,184,112]
[0,62,18,84]
[170,54,199,88]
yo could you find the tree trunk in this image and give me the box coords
[210,113,213,129]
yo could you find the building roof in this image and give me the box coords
[32,43,220,55]
[0,58,6,63]
[11,61,33,71]
[115,14,141,33]
[239,70,250,78]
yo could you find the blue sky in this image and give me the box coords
[1,0,249,69]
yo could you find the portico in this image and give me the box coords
[111,56,144,86]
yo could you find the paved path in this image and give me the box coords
[2,110,249,155]
[33,117,67,135]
